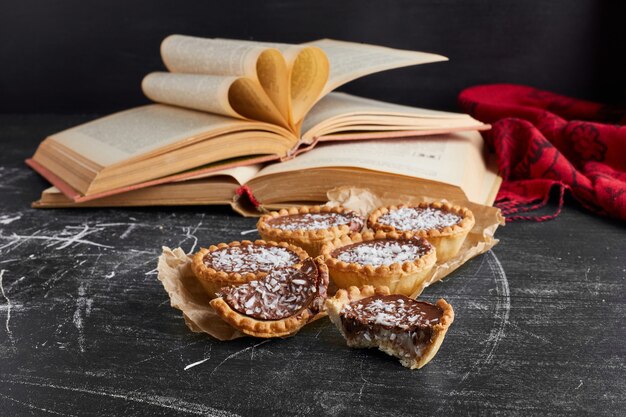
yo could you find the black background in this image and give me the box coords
[1,0,625,114]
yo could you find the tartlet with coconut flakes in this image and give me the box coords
[191,240,308,298]
[211,257,329,338]
[320,231,436,297]
[368,202,475,262]
[326,285,454,369]
[256,205,365,257]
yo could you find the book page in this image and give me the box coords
[302,92,482,143]
[161,35,265,78]
[142,72,242,118]
[182,164,262,185]
[50,105,257,166]
[254,131,487,201]
[306,39,447,94]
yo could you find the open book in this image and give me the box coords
[33,131,502,215]
[27,36,488,202]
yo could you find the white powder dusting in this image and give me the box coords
[270,212,361,231]
[220,259,325,320]
[378,207,461,231]
[341,296,439,330]
[207,244,300,273]
[335,240,428,266]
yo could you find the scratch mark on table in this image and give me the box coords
[0,378,241,417]
[0,258,19,264]
[184,344,212,371]
[209,340,271,376]
[435,250,510,415]
[0,269,15,345]
[443,249,510,406]
[507,320,551,345]
[356,353,384,402]
[583,266,598,296]
[120,224,137,239]
[240,229,258,235]
[480,250,510,366]
[314,322,331,339]
[73,282,91,353]
[180,217,204,255]
[0,225,113,252]
[0,213,22,225]
[184,357,212,371]
[135,339,206,365]
[0,391,75,416]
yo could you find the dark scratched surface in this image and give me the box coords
[0,115,624,416]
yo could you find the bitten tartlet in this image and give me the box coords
[211,257,329,338]
[320,231,436,297]
[367,202,475,262]
[191,240,308,298]
[326,285,454,369]
[256,205,365,257]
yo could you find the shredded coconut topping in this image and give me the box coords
[268,212,363,231]
[220,258,326,320]
[333,239,429,266]
[205,244,300,273]
[378,207,461,231]
[340,295,442,331]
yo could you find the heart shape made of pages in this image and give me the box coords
[143,36,330,134]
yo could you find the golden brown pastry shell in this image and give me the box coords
[191,239,308,298]
[210,257,329,338]
[320,230,436,297]
[367,202,475,262]
[256,205,364,257]
[325,285,455,369]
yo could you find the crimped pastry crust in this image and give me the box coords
[191,239,308,298]
[325,285,454,369]
[256,205,364,257]
[367,202,475,262]
[320,231,436,296]
[210,257,329,338]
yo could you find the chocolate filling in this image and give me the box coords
[340,295,443,357]
[341,294,442,333]
[219,258,328,320]
[330,238,431,267]
[267,211,364,232]
[377,206,462,231]
[203,243,301,274]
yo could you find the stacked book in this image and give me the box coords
[28,35,500,214]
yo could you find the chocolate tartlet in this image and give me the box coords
[210,257,329,337]
[191,240,308,298]
[368,202,475,262]
[257,205,365,256]
[326,285,454,369]
[321,231,436,297]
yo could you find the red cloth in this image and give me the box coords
[458,84,626,222]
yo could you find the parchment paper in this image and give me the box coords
[157,247,245,340]
[157,187,503,340]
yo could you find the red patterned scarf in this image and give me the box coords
[458,84,626,222]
